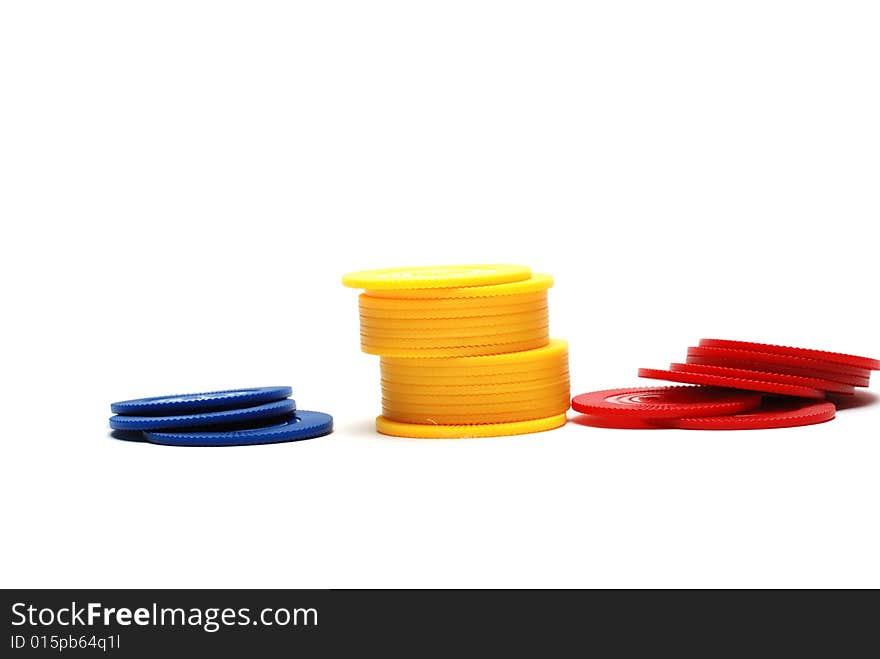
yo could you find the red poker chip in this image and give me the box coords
[668,362,854,395]
[570,386,762,419]
[686,346,871,387]
[686,354,869,388]
[638,367,825,399]
[699,338,880,372]
[686,346,870,378]
[659,399,836,431]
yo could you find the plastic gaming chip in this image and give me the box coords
[343,264,532,290]
[375,413,568,439]
[668,363,854,395]
[698,339,880,372]
[571,386,761,419]
[144,411,333,446]
[659,399,836,431]
[363,274,555,299]
[110,386,293,415]
[637,367,826,399]
[108,399,296,431]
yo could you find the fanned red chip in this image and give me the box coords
[668,362,853,395]
[659,399,836,431]
[699,339,880,372]
[686,346,871,387]
[638,368,825,399]
[570,386,761,419]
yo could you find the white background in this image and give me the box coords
[1,1,878,588]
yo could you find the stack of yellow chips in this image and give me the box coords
[342,265,570,438]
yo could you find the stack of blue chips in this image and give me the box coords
[109,387,333,446]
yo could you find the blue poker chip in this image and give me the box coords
[110,386,293,415]
[143,411,333,446]
[109,399,296,431]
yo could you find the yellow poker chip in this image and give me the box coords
[382,391,571,412]
[379,360,568,380]
[380,410,571,428]
[381,409,568,425]
[379,339,568,371]
[381,392,571,411]
[375,413,569,438]
[361,336,550,358]
[364,274,554,300]
[359,308,548,331]
[361,326,549,349]
[381,380,570,402]
[380,367,569,387]
[359,290,546,310]
[381,377,570,396]
[378,352,568,376]
[382,392,570,415]
[343,264,532,290]
[359,291,547,312]
[360,313,549,339]
[359,302,549,322]
[380,376,571,395]
[362,324,550,342]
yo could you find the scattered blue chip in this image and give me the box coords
[143,411,333,446]
[110,386,293,415]
[109,399,296,431]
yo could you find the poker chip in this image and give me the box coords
[359,300,549,321]
[363,337,552,359]
[144,411,333,446]
[659,399,836,431]
[360,313,548,338]
[359,290,547,309]
[364,274,555,299]
[361,325,549,348]
[637,367,826,399]
[359,308,548,330]
[379,405,570,426]
[571,386,762,419]
[698,339,880,372]
[359,293,548,320]
[668,362,854,395]
[361,326,551,358]
[686,347,870,387]
[380,392,571,410]
[381,393,573,412]
[343,264,532,290]
[380,376,571,396]
[380,366,569,386]
[380,339,569,374]
[108,399,296,431]
[375,413,568,439]
[686,346,870,380]
[110,386,293,415]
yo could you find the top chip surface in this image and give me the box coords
[342,264,531,290]
[571,386,762,419]
[363,273,554,299]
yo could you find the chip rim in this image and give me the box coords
[375,413,568,438]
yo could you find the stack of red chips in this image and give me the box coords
[572,339,878,430]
